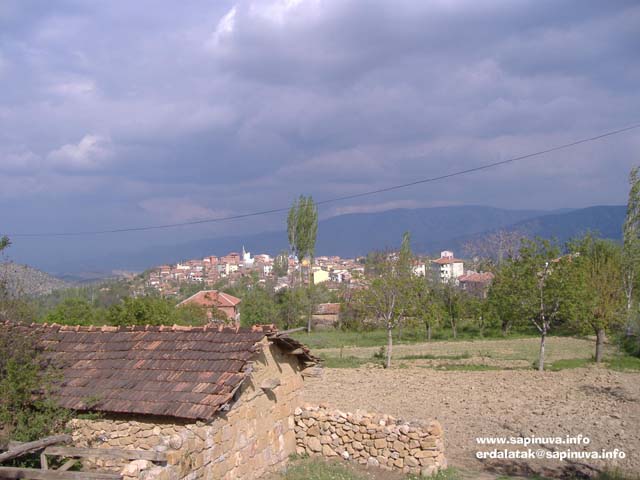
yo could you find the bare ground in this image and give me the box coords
[302,337,640,478]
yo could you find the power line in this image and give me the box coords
[6,122,640,238]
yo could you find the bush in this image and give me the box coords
[0,331,71,448]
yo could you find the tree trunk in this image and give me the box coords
[426,322,432,341]
[595,328,606,363]
[450,317,457,339]
[538,329,546,372]
[386,326,393,369]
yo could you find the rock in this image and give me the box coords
[367,457,380,468]
[307,437,322,452]
[322,445,337,457]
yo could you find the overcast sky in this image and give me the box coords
[1,0,640,267]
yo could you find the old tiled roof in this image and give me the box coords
[0,322,316,421]
[177,290,241,309]
[458,272,495,283]
[314,303,341,315]
[432,257,464,265]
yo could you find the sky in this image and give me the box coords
[1,0,639,271]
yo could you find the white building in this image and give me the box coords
[431,251,464,283]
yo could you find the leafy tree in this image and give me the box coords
[441,280,463,339]
[407,276,445,341]
[273,251,290,278]
[43,298,102,325]
[287,195,318,332]
[488,238,570,371]
[275,287,308,330]
[568,235,626,362]
[623,166,640,338]
[240,286,278,327]
[0,330,71,447]
[355,233,414,368]
[106,296,207,326]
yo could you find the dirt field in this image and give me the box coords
[302,337,640,478]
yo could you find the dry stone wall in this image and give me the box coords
[294,405,446,477]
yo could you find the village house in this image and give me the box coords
[177,290,242,324]
[431,250,464,283]
[312,303,341,329]
[2,322,317,480]
[458,271,495,298]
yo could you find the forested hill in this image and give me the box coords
[0,262,72,296]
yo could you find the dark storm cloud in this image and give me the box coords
[1,0,639,251]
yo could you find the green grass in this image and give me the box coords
[398,352,472,361]
[292,326,541,350]
[411,468,463,480]
[279,458,366,480]
[427,364,502,371]
[547,358,593,371]
[318,355,380,369]
[606,355,640,371]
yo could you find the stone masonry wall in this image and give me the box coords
[294,405,446,477]
[69,339,304,480]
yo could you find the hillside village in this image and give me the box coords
[146,247,494,299]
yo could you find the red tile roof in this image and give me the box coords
[432,257,464,265]
[177,290,241,309]
[1,322,316,421]
[458,272,495,283]
[314,303,341,315]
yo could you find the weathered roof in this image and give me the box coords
[0,322,316,421]
[314,303,341,315]
[458,272,495,283]
[177,290,241,309]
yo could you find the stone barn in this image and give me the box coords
[3,322,317,480]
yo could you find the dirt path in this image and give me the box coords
[302,365,640,477]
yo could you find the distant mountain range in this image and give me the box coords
[5,204,627,277]
[84,204,625,273]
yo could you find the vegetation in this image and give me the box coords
[287,194,319,332]
[0,329,71,448]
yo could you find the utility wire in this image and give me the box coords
[6,122,640,238]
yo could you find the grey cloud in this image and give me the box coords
[0,0,639,270]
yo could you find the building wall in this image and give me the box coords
[69,340,304,480]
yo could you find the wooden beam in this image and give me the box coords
[44,447,166,463]
[274,326,306,335]
[40,452,49,470]
[0,466,121,479]
[287,348,304,355]
[58,459,77,472]
[0,435,72,463]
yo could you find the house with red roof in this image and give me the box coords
[177,290,242,324]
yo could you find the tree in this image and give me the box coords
[287,195,318,332]
[463,229,525,269]
[569,235,625,362]
[43,298,102,325]
[622,167,640,338]
[488,238,570,371]
[240,286,277,327]
[272,251,290,278]
[355,232,414,368]
[407,276,444,341]
[275,287,307,330]
[0,329,71,447]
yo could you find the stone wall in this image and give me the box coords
[294,405,446,477]
[69,339,304,480]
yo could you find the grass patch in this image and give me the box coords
[607,355,640,371]
[406,467,463,479]
[420,364,502,371]
[547,358,593,371]
[398,352,472,361]
[279,458,366,480]
[292,327,541,350]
